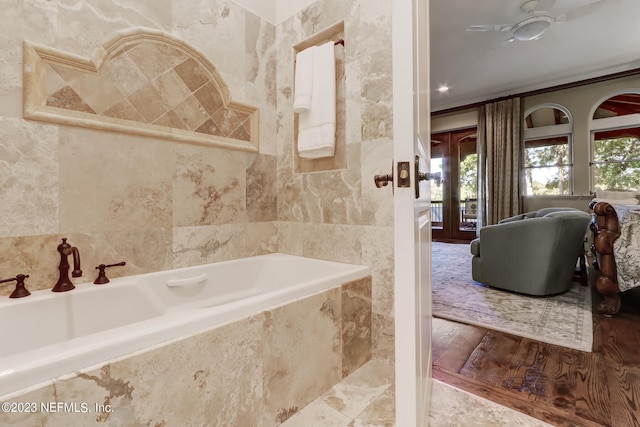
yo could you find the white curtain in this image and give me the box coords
[477,98,522,228]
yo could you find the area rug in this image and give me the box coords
[432,242,593,352]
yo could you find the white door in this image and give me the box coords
[392,0,432,425]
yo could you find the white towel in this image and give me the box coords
[293,46,314,113]
[297,41,336,159]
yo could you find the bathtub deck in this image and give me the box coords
[280,358,553,426]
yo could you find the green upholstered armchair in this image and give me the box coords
[469,209,592,296]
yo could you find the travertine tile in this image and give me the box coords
[280,400,351,427]
[0,118,58,237]
[360,139,394,227]
[54,1,173,56]
[0,234,61,294]
[173,224,246,267]
[108,314,265,426]
[58,128,173,234]
[246,221,278,256]
[350,385,395,427]
[323,359,392,419]
[371,313,395,361]
[361,225,394,318]
[429,380,555,427]
[246,153,278,222]
[302,223,362,264]
[276,221,305,256]
[263,289,343,425]
[173,144,247,227]
[342,277,372,377]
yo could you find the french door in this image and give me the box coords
[431,128,478,242]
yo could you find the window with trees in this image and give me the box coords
[591,92,640,191]
[523,105,573,196]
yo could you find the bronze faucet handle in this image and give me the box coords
[94,261,126,285]
[0,274,31,298]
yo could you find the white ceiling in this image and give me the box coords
[430,0,640,112]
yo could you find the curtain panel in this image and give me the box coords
[478,98,522,226]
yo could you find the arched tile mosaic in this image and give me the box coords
[23,28,259,152]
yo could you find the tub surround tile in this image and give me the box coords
[246,222,278,256]
[277,172,307,223]
[0,118,58,237]
[276,221,305,256]
[0,229,173,296]
[173,224,246,267]
[0,235,68,294]
[58,128,173,234]
[72,228,173,282]
[342,277,372,377]
[108,314,265,426]
[173,145,247,226]
[263,288,343,425]
[246,153,278,222]
[302,223,362,265]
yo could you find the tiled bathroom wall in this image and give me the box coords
[0,0,277,294]
[0,0,394,362]
[0,0,393,372]
[275,0,395,360]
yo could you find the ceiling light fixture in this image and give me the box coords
[438,86,449,93]
[511,15,553,41]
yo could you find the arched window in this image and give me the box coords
[590,91,640,192]
[523,104,573,196]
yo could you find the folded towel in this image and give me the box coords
[293,46,314,113]
[297,41,336,159]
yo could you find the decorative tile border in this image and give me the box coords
[23,27,259,152]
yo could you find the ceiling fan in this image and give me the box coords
[467,0,613,42]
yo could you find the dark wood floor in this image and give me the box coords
[432,287,640,427]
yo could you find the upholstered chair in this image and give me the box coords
[469,209,591,296]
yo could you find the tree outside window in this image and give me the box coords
[523,105,572,196]
[524,136,571,195]
[592,129,640,191]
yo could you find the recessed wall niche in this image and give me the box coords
[23,28,259,152]
[293,22,346,173]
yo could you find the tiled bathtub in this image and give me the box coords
[0,253,372,426]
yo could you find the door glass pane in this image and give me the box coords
[458,136,477,231]
[430,156,443,227]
